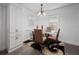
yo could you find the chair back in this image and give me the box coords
[56,29,60,41]
[34,29,43,44]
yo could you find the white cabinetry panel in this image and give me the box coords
[9,4,23,50]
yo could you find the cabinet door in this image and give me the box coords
[9,5,16,49]
[9,4,23,49]
[15,6,23,46]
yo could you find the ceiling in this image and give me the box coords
[21,3,70,13]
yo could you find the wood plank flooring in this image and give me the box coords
[0,42,79,55]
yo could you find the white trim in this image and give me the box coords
[9,3,34,15]
[8,43,23,53]
[45,3,73,12]
[62,40,79,46]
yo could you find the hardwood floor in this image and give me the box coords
[0,49,8,55]
[64,43,79,55]
[0,42,79,55]
[8,43,43,55]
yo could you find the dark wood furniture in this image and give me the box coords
[34,29,43,44]
[44,29,60,51]
[32,28,65,54]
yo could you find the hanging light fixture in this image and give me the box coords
[37,4,46,16]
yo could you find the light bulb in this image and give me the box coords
[37,12,46,16]
[43,12,46,16]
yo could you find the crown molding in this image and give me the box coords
[17,3,36,15]
[44,3,79,16]
[45,3,77,12]
[9,3,35,16]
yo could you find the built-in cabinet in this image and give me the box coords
[8,4,34,52]
[9,4,23,50]
[0,3,35,52]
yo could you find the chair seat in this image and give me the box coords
[48,36,56,40]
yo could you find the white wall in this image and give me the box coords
[0,6,3,51]
[35,16,59,30]
[21,5,36,42]
[0,4,8,51]
[36,4,79,46]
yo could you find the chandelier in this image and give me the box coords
[37,4,46,16]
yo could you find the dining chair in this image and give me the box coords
[47,28,60,41]
[34,29,43,44]
[44,29,60,52]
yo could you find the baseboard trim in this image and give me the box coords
[8,43,23,53]
[62,40,79,46]
[0,49,8,55]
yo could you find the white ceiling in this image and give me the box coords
[21,3,70,13]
